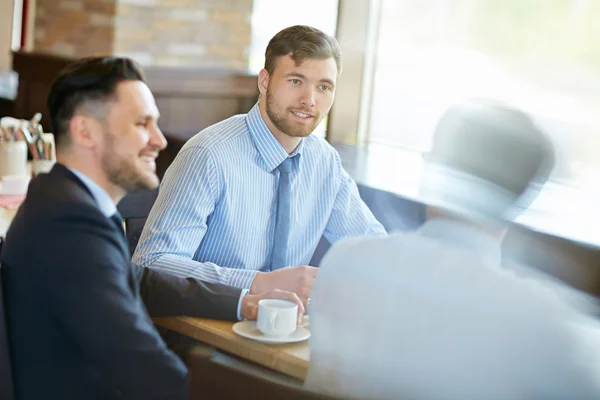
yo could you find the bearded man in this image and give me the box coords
[133,25,386,305]
[0,56,303,400]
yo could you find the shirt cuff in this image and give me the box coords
[228,268,259,289]
[236,289,250,321]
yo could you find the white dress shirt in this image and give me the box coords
[306,218,600,400]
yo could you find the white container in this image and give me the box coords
[0,175,30,195]
[0,141,28,178]
[42,133,56,161]
[32,159,55,176]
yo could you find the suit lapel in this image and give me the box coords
[50,164,135,291]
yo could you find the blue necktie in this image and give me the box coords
[271,157,294,270]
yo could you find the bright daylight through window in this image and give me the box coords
[364,0,600,244]
[370,0,600,190]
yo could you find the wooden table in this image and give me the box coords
[154,317,310,380]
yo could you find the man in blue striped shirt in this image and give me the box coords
[132,25,386,304]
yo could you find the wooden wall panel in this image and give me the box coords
[11,51,259,138]
[155,97,246,139]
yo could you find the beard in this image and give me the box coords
[265,90,324,138]
[101,132,159,193]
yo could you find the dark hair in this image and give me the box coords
[47,57,145,147]
[264,25,342,75]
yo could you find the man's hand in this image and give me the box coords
[249,266,318,305]
[241,289,305,323]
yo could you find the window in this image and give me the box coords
[369,0,600,191]
[11,0,23,51]
[248,0,339,138]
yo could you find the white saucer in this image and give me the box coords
[232,320,310,344]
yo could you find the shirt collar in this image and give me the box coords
[417,218,502,264]
[245,102,305,172]
[68,168,117,218]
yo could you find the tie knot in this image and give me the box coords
[278,157,294,174]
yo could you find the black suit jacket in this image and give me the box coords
[0,164,242,400]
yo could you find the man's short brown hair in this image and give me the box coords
[264,25,342,75]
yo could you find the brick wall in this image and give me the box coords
[34,0,253,69]
[34,0,116,58]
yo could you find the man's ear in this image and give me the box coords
[68,115,99,149]
[258,68,270,96]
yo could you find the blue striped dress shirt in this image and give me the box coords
[70,168,249,319]
[132,103,386,288]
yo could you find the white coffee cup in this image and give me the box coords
[256,299,298,337]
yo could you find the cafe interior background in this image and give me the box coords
[1,0,599,293]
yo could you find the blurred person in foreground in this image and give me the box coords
[0,57,303,400]
[305,99,600,399]
[132,25,386,307]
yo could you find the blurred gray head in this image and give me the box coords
[420,99,555,222]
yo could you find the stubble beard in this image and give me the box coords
[265,90,323,138]
[101,133,159,194]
